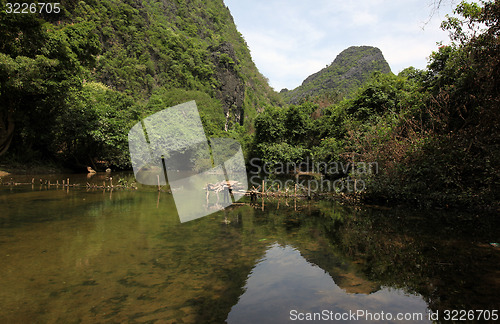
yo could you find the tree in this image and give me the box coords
[54,82,139,169]
[0,6,102,158]
[345,72,417,122]
[284,103,314,145]
[253,106,286,144]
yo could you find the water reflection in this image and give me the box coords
[228,244,429,324]
[0,174,499,323]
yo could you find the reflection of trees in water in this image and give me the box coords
[322,206,500,313]
[3,190,498,322]
[57,199,500,319]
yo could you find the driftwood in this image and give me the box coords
[205,180,241,203]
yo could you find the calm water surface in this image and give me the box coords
[0,173,499,323]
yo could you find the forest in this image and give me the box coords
[0,0,498,209]
[0,0,280,169]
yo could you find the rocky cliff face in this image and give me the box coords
[282,46,392,104]
[69,0,277,129]
[209,42,245,130]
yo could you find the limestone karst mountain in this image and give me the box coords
[281,46,392,104]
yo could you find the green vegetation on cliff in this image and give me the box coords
[253,1,499,209]
[0,0,281,170]
[281,46,392,104]
[1,0,497,209]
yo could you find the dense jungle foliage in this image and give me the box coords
[0,0,280,169]
[0,0,498,209]
[253,0,499,209]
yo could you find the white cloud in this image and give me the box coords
[225,0,455,90]
[351,11,380,26]
[243,31,326,90]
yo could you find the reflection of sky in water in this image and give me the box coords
[3,181,495,323]
[227,243,430,324]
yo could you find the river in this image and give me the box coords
[0,172,499,323]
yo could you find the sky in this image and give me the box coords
[223,0,458,91]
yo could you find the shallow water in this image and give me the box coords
[0,173,499,323]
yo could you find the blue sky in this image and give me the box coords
[224,0,457,91]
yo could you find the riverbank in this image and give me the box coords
[0,160,73,176]
[1,161,497,213]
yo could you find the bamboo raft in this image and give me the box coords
[0,178,81,187]
[205,179,317,202]
[0,177,135,190]
[1,176,359,203]
[1,177,313,195]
